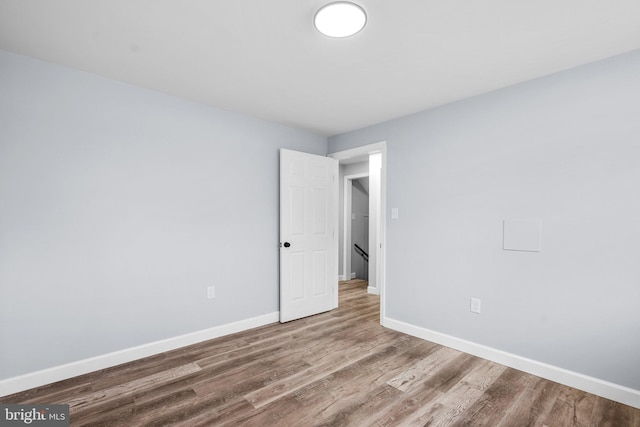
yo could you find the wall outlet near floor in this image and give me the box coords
[470,298,481,314]
[207,286,215,299]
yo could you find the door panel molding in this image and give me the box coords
[280,149,338,322]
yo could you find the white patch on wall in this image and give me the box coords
[503,219,542,252]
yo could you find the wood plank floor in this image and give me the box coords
[3,279,639,426]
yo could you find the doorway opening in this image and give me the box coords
[343,170,369,283]
[328,141,387,325]
[350,176,369,282]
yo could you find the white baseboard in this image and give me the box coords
[350,272,356,279]
[383,317,640,409]
[367,286,379,295]
[338,275,346,281]
[0,312,279,398]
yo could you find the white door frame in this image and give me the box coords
[328,141,387,326]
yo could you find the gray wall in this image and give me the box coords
[0,50,327,380]
[329,49,640,390]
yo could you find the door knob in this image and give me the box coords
[283,242,291,248]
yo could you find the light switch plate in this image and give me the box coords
[470,298,481,314]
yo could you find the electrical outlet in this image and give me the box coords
[207,286,215,299]
[470,298,481,314]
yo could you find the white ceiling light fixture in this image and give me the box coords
[314,2,367,38]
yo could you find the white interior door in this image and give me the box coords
[280,149,338,322]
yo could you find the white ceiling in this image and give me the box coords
[1,1,639,136]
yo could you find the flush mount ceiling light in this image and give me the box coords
[314,2,367,38]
